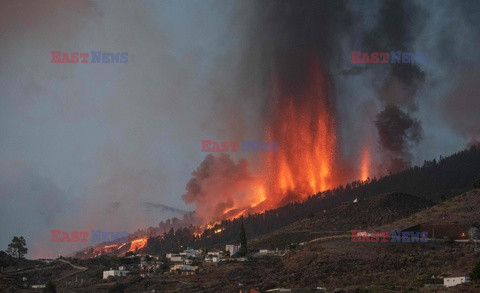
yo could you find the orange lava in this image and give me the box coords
[360,146,370,182]
[127,238,148,253]
[263,56,337,202]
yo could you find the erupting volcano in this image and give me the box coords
[182,55,361,224]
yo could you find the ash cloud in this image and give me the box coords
[182,154,260,223]
[359,0,427,171]
[375,105,422,172]
[235,0,352,99]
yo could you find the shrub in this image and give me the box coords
[471,261,480,281]
[43,281,56,293]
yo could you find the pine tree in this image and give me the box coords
[238,223,247,256]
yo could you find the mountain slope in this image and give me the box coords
[250,192,434,249]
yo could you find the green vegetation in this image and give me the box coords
[471,261,480,281]
[6,236,28,259]
[238,223,248,256]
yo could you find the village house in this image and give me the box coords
[182,247,197,257]
[166,253,185,263]
[205,251,221,263]
[443,276,470,287]
[103,266,129,279]
[226,244,240,256]
[170,264,197,275]
[205,254,220,263]
[37,258,53,264]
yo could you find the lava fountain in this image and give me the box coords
[261,56,338,205]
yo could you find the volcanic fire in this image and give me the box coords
[182,54,373,224]
[262,56,338,204]
[360,146,371,182]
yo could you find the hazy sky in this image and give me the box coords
[0,0,478,258]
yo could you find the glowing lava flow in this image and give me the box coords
[127,237,148,253]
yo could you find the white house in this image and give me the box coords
[225,244,240,256]
[183,248,196,257]
[103,267,129,279]
[444,276,470,287]
[166,253,185,263]
[170,255,184,263]
[170,264,197,275]
[205,255,219,263]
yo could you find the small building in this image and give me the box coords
[103,267,129,279]
[226,244,240,256]
[183,248,196,257]
[205,251,221,263]
[37,258,53,264]
[170,264,197,275]
[171,255,184,263]
[444,276,470,287]
[166,253,185,263]
[205,255,220,263]
[236,257,247,262]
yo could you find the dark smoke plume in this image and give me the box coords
[375,105,422,172]
[359,0,427,171]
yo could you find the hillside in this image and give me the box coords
[6,190,480,292]
[377,189,480,231]
[245,189,480,291]
[158,144,480,252]
[73,145,480,258]
[250,192,434,249]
